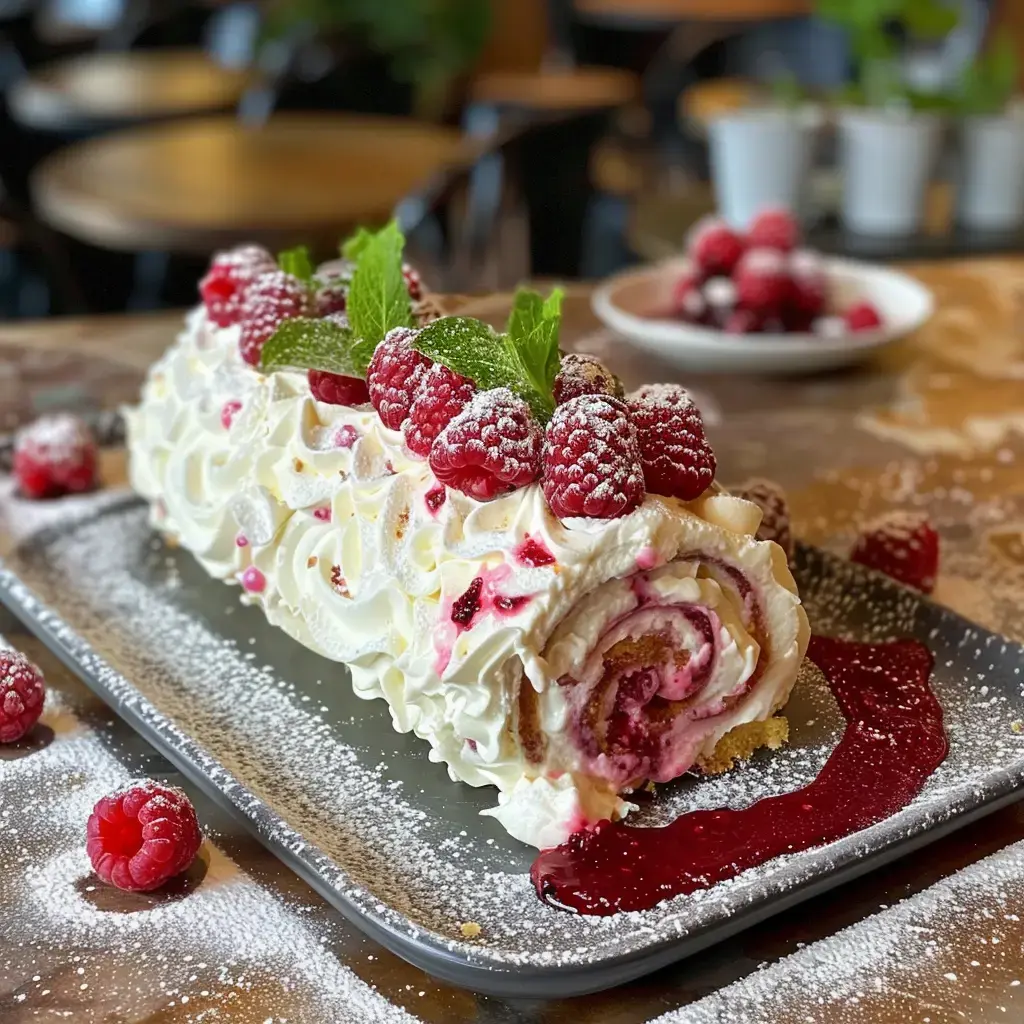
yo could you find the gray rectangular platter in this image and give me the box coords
[3,493,1024,1000]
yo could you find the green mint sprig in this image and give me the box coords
[259,222,413,378]
[278,245,314,282]
[413,286,563,421]
[341,227,374,262]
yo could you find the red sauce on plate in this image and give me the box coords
[531,635,947,915]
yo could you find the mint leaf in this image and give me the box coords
[278,245,314,282]
[413,313,558,421]
[341,227,374,262]
[259,317,362,376]
[505,287,562,411]
[347,221,414,351]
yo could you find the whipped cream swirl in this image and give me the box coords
[127,307,810,848]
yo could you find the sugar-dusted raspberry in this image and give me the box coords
[845,301,884,332]
[14,413,98,500]
[734,247,792,316]
[0,651,45,743]
[308,370,370,406]
[786,249,827,328]
[86,781,203,892]
[850,509,939,594]
[429,388,541,501]
[553,353,623,406]
[314,264,354,316]
[627,383,716,501]
[238,270,314,367]
[366,326,432,430]
[687,217,745,277]
[542,394,645,519]
[748,207,800,253]
[404,363,476,458]
[735,477,793,558]
[403,264,424,302]
[724,307,762,334]
[199,244,276,328]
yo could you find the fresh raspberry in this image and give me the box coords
[747,208,800,253]
[366,327,432,430]
[314,264,354,316]
[199,245,276,328]
[308,370,370,406]
[734,248,792,316]
[404,363,476,458]
[86,781,203,892]
[429,388,541,500]
[724,308,762,334]
[14,414,98,499]
[671,261,707,322]
[735,477,793,558]
[238,270,314,367]
[553,353,623,405]
[542,395,645,519]
[687,217,745,277]
[0,651,45,743]
[627,384,716,501]
[850,510,939,594]
[845,301,884,332]
[786,249,827,329]
[403,264,424,301]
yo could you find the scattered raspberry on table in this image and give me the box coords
[86,781,203,892]
[13,413,99,500]
[0,650,46,743]
[850,510,940,594]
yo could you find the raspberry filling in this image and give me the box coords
[546,561,766,790]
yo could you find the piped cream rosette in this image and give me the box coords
[127,307,810,848]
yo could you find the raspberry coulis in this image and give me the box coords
[515,535,556,568]
[532,634,946,915]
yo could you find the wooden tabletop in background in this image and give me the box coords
[2,259,1024,1022]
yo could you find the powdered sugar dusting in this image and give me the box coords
[3,493,1024,990]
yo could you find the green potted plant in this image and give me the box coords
[955,33,1023,231]
[264,0,492,119]
[818,0,959,236]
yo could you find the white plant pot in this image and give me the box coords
[838,110,942,236]
[958,114,1024,231]
[708,108,819,230]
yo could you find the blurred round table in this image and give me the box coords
[9,50,254,131]
[30,113,468,254]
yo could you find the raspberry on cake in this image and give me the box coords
[542,394,644,519]
[850,509,939,593]
[14,413,99,499]
[0,651,45,743]
[627,384,716,501]
[366,326,432,430]
[308,370,370,406]
[429,387,541,500]
[404,363,476,457]
[86,781,203,892]
[552,353,623,405]
[239,269,314,366]
[734,477,793,558]
[200,245,276,328]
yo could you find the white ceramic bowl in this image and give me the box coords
[592,257,934,375]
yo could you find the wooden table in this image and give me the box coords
[31,114,469,255]
[2,259,1024,1021]
[574,0,811,27]
[9,50,254,132]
